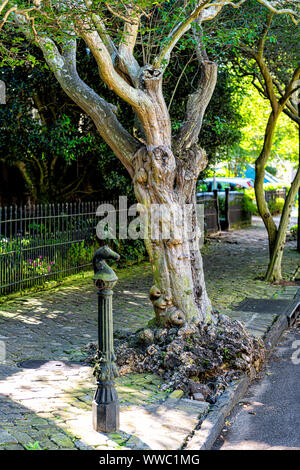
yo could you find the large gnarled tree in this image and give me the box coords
[1,0,299,324]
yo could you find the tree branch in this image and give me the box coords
[153,0,212,70]
[14,14,141,175]
[174,18,218,155]
[283,107,300,124]
[75,18,147,110]
[117,6,141,85]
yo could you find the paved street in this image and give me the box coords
[213,318,300,450]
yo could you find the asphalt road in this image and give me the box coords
[213,318,300,450]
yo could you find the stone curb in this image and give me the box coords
[183,310,290,451]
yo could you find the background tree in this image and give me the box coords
[0,52,134,203]
[0,0,299,325]
[207,2,299,282]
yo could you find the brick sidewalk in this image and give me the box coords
[0,221,299,450]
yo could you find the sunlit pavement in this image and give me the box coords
[0,219,299,450]
[213,318,300,450]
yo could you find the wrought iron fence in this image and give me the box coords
[226,190,252,229]
[0,194,251,296]
[0,201,111,295]
[197,190,252,232]
[264,188,287,203]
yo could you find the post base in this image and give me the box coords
[92,382,120,433]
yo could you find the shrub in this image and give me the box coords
[267,197,285,215]
[290,225,298,235]
[242,194,258,215]
[106,238,147,266]
[290,225,298,240]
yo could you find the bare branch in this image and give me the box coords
[75,17,146,109]
[13,12,140,174]
[90,12,118,59]
[175,60,218,155]
[153,0,212,70]
[104,1,135,24]
[117,5,141,85]
[283,107,300,124]
[256,0,300,25]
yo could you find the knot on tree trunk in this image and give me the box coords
[149,285,186,327]
[132,145,176,191]
[139,65,163,92]
[175,144,207,201]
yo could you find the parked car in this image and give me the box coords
[197,177,254,194]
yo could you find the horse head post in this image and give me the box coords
[92,245,120,433]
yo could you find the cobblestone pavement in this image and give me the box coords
[0,219,299,450]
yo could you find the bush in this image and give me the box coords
[263,183,288,192]
[107,238,147,266]
[289,225,298,240]
[267,197,285,215]
[242,194,258,215]
[290,225,298,235]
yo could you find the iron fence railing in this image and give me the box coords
[0,194,251,295]
[197,191,221,234]
[0,201,115,295]
[264,188,287,203]
[197,190,252,232]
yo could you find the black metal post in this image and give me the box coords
[92,246,120,433]
[225,187,230,231]
[213,190,221,232]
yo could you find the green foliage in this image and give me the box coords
[267,197,285,215]
[107,238,147,266]
[265,166,277,177]
[165,64,245,172]
[264,183,288,191]
[0,53,134,204]
[242,194,258,215]
[290,225,298,236]
[67,241,97,267]
[204,0,299,181]
[24,441,42,451]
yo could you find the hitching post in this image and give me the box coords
[92,246,120,433]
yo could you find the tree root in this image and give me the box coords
[84,313,266,402]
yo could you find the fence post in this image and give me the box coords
[213,190,221,232]
[92,245,120,433]
[224,188,230,230]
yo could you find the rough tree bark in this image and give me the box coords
[130,62,217,325]
[255,105,300,283]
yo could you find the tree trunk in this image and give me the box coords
[128,66,214,326]
[265,166,300,282]
[255,109,300,283]
[254,111,279,257]
[132,145,212,327]
[38,41,215,326]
